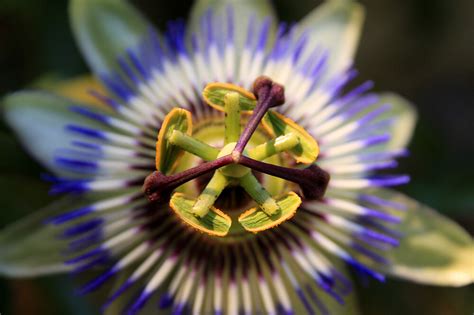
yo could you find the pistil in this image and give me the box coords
[238,155,330,200]
[143,155,233,202]
[233,76,285,154]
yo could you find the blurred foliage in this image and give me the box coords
[0,0,472,314]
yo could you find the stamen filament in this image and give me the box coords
[238,156,330,200]
[192,170,228,217]
[224,92,241,144]
[169,130,219,161]
[248,132,299,161]
[239,172,280,215]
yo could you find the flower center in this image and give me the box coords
[143,76,330,236]
[217,142,251,178]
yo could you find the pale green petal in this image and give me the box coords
[70,0,151,76]
[296,0,365,82]
[189,0,277,50]
[2,90,110,177]
[0,198,74,277]
[376,93,418,150]
[367,189,474,287]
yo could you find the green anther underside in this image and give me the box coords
[160,83,319,236]
[224,92,241,144]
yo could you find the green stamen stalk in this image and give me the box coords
[169,130,219,161]
[239,172,280,215]
[248,132,299,161]
[224,92,241,144]
[192,170,228,217]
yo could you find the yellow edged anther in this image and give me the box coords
[170,193,231,237]
[155,108,193,174]
[224,92,241,144]
[238,192,302,233]
[202,82,257,112]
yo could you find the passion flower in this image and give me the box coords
[1,1,472,315]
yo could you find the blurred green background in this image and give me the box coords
[0,0,472,314]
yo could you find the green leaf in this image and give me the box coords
[70,0,151,76]
[263,111,319,164]
[0,198,74,277]
[376,93,418,150]
[170,193,231,237]
[368,189,474,287]
[2,90,111,177]
[296,0,365,83]
[189,0,276,52]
